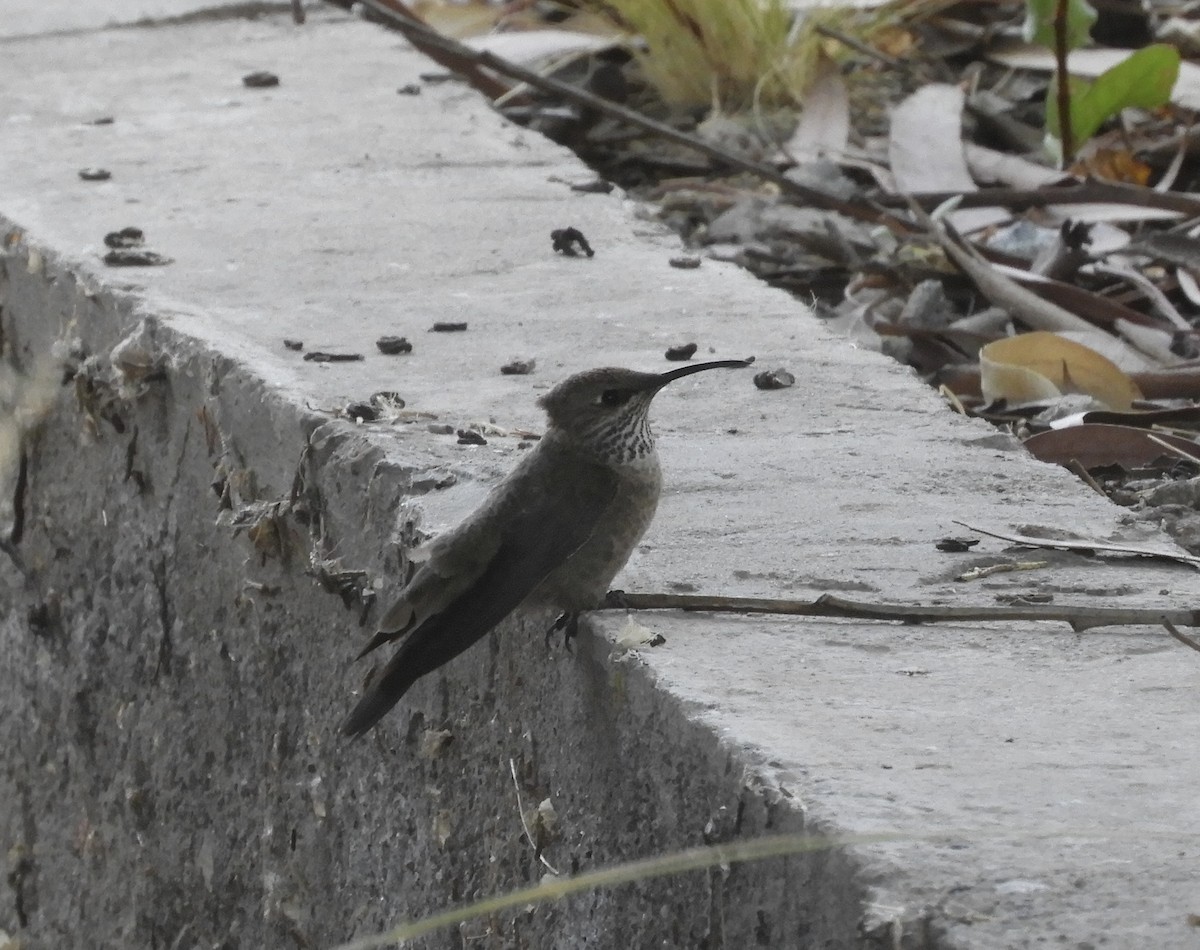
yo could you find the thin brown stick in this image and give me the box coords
[1163,620,1200,653]
[602,592,1200,634]
[1146,432,1200,467]
[1066,459,1109,498]
[1052,0,1075,165]
[363,0,513,100]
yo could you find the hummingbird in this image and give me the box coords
[341,357,752,737]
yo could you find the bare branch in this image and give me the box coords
[601,592,1200,634]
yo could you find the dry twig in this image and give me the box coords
[509,759,560,876]
[601,592,1200,634]
[1163,620,1200,653]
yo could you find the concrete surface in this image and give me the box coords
[1,4,1198,949]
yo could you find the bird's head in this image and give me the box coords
[537,359,751,463]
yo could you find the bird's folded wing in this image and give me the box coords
[342,457,619,736]
[387,457,620,666]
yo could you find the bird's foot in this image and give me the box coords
[544,611,579,652]
[602,588,629,609]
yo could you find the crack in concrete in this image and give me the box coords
[152,557,173,680]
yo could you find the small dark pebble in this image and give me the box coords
[427,423,455,435]
[936,537,980,553]
[104,249,172,267]
[419,73,455,83]
[283,339,304,351]
[345,402,379,422]
[669,256,702,269]
[376,335,413,355]
[243,71,280,88]
[88,116,115,126]
[500,358,535,375]
[430,322,467,333]
[665,343,698,361]
[456,429,487,446]
[753,368,796,390]
[303,351,364,363]
[104,227,144,249]
[397,84,422,96]
[371,391,405,409]
[569,179,614,194]
[551,227,594,258]
[79,168,111,181]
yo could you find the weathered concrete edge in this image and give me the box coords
[0,224,936,947]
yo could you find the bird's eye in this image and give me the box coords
[598,389,628,407]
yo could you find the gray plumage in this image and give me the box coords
[342,359,750,737]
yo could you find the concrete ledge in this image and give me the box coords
[0,236,872,946]
[3,6,1199,950]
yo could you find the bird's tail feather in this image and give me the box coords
[341,621,476,739]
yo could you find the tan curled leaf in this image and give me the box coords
[979,331,1143,409]
[786,55,849,159]
[889,84,1006,232]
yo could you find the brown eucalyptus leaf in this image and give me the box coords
[1024,423,1200,469]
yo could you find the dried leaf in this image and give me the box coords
[1024,423,1200,469]
[1177,268,1200,306]
[1125,232,1200,269]
[1069,148,1152,185]
[1057,405,1200,428]
[890,86,1007,232]
[980,331,1143,409]
[785,55,849,159]
[890,85,973,192]
[964,143,1064,190]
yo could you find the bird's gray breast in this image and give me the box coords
[530,454,663,611]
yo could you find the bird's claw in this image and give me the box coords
[603,588,629,609]
[544,611,579,652]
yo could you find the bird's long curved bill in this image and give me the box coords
[655,357,755,388]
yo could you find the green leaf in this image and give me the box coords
[1023,0,1096,49]
[1046,44,1181,149]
